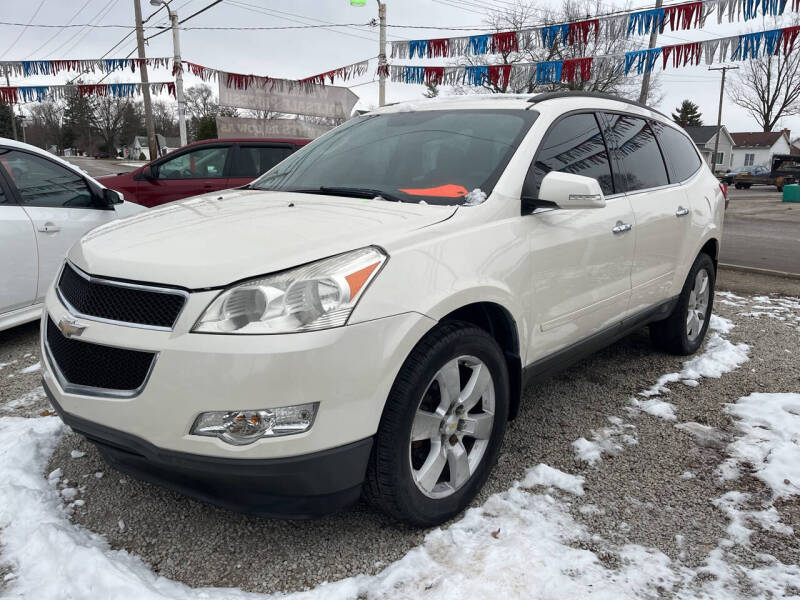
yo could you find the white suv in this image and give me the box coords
[41,93,724,526]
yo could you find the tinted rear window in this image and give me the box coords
[601,113,669,192]
[650,121,702,182]
[233,146,294,178]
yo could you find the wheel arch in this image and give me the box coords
[439,301,523,421]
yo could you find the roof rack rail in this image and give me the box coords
[527,91,669,119]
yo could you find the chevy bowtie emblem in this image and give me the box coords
[58,317,87,339]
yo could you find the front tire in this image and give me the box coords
[365,321,509,527]
[650,253,715,355]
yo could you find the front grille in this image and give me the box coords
[57,263,186,329]
[46,317,156,393]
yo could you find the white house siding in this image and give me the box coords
[699,132,734,170]
[731,137,791,168]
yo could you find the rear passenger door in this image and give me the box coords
[523,112,636,362]
[600,113,689,314]
[227,143,296,187]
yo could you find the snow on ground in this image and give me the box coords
[572,416,637,465]
[629,314,750,421]
[719,393,800,499]
[15,362,40,375]
[1,386,45,412]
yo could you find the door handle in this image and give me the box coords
[37,223,61,233]
[612,221,632,234]
[675,206,690,217]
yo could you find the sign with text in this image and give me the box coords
[218,77,358,119]
[216,117,333,140]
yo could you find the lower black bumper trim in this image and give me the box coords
[43,380,373,519]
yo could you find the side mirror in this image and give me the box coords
[141,165,156,180]
[103,188,124,206]
[538,171,606,209]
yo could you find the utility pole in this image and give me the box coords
[3,67,18,141]
[638,0,663,105]
[377,1,387,107]
[150,0,187,146]
[133,0,159,160]
[709,66,738,175]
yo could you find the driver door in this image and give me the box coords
[135,144,233,207]
[522,112,635,363]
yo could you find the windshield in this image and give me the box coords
[250,109,537,205]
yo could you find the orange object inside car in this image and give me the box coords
[399,184,469,197]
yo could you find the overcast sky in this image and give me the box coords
[2,0,799,136]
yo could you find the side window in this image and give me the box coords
[0,149,94,208]
[526,112,614,197]
[601,113,669,192]
[232,146,294,178]
[156,146,230,179]
[650,121,702,183]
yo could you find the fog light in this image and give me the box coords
[190,403,318,445]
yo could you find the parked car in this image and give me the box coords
[0,138,146,332]
[720,165,753,185]
[41,93,724,526]
[733,156,799,191]
[99,138,310,207]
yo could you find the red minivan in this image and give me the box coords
[99,138,310,207]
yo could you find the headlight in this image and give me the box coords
[191,403,318,445]
[193,247,387,334]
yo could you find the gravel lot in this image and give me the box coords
[0,269,798,597]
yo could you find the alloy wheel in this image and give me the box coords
[408,355,495,499]
[686,268,710,341]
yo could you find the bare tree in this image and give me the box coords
[456,0,660,103]
[729,23,800,131]
[91,95,129,155]
[26,99,66,152]
[152,99,179,137]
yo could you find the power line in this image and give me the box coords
[47,0,118,57]
[0,0,48,59]
[28,0,93,58]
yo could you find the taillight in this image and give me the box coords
[719,182,728,209]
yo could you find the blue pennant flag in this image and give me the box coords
[627,8,665,36]
[468,35,490,55]
[540,24,569,48]
[409,40,429,59]
[536,60,563,84]
[465,65,488,85]
[624,48,662,75]
[404,66,425,84]
[18,86,50,102]
[764,28,783,55]
[108,83,137,97]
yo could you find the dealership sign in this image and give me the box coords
[218,76,359,119]
[216,117,332,139]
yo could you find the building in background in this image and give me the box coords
[683,125,735,172]
[730,130,792,169]
[125,134,181,160]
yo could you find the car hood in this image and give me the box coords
[69,189,457,289]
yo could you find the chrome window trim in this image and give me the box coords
[56,261,189,332]
[43,315,159,399]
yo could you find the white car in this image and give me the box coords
[41,93,724,526]
[0,139,145,332]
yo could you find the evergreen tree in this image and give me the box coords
[0,102,17,138]
[672,100,703,127]
[62,84,96,153]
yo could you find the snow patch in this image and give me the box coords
[572,417,637,464]
[70,450,86,459]
[17,361,41,375]
[723,392,800,499]
[2,386,45,412]
[463,188,487,206]
[521,464,585,496]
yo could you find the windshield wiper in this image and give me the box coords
[288,186,404,203]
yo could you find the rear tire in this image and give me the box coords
[650,253,715,356]
[734,183,743,189]
[364,321,509,527]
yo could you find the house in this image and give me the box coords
[124,134,181,161]
[683,125,735,172]
[730,130,791,169]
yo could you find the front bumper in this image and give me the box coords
[44,382,372,518]
[42,283,435,460]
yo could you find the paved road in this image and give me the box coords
[65,157,140,178]
[721,188,800,274]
